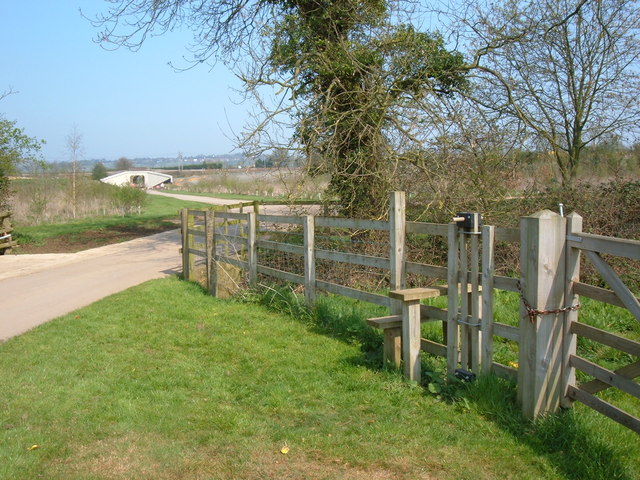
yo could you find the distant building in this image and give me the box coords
[100,170,172,189]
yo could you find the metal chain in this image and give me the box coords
[516,281,580,323]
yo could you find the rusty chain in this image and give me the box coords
[517,281,580,323]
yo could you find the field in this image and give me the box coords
[1,278,638,480]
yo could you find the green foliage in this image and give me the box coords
[91,162,108,180]
[110,186,148,215]
[0,117,44,209]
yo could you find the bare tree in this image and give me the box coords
[66,126,83,219]
[438,0,640,187]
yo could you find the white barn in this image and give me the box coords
[100,171,173,189]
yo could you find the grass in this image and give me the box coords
[12,193,213,247]
[2,278,637,479]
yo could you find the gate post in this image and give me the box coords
[518,210,567,419]
[389,192,406,315]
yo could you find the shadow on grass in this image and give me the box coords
[462,374,633,480]
[242,285,634,480]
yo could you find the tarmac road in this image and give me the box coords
[0,229,182,342]
[0,192,318,342]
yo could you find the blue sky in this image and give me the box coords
[0,1,248,162]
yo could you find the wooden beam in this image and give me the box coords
[584,250,640,322]
[570,321,640,357]
[568,385,640,434]
[389,287,444,302]
[580,360,640,395]
[567,232,640,260]
[570,355,640,399]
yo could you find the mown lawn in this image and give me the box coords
[0,278,637,480]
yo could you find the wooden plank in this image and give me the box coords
[580,360,640,395]
[570,355,640,399]
[482,225,495,375]
[257,264,304,284]
[218,256,248,270]
[460,232,470,370]
[187,209,207,217]
[315,216,388,231]
[585,250,640,322]
[447,222,460,375]
[366,315,403,329]
[568,232,640,260]
[493,323,520,342]
[187,227,206,237]
[420,305,448,322]
[315,280,390,307]
[257,214,305,225]
[405,262,448,280]
[495,227,520,243]
[406,222,449,236]
[492,362,518,382]
[217,211,249,221]
[315,248,389,269]
[257,240,305,256]
[567,385,640,434]
[573,282,638,309]
[216,233,246,243]
[188,248,207,258]
[470,233,481,373]
[494,276,519,292]
[421,338,447,358]
[570,321,640,357]
[247,212,257,287]
[389,287,443,302]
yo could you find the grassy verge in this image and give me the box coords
[12,194,212,250]
[1,278,636,480]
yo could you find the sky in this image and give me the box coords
[0,1,249,162]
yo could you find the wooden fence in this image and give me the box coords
[0,211,17,254]
[181,192,640,433]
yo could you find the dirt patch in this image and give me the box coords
[14,224,177,254]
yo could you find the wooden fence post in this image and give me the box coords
[304,215,316,307]
[562,212,582,408]
[518,210,567,419]
[205,209,219,296]
[181,208,189,281]
[481,225,495,376]
[447,222,460,375]
[247,211,257,287]
[389,192,406,315]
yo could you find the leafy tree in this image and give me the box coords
[92,162,108,180]
[115,156,133,170]
[0,116,44,210]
